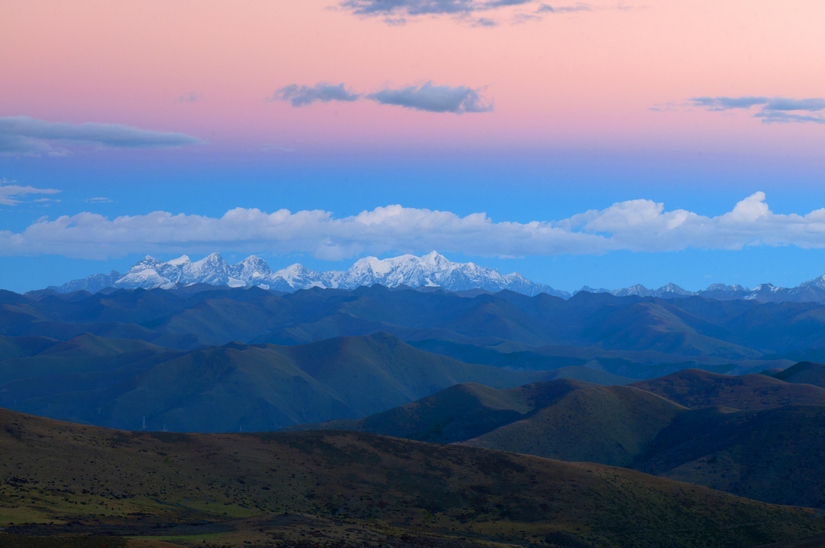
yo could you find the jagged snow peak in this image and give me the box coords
[100,252,570,297]
[47,253,825,305]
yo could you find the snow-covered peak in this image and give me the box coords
[166,255,191,266]
[577,286,611,294]
[704,283,750,293]
[420,250,449,267]
[656,283,694,296]
[753,283,777,292]
[612,284,654,297]
[232,255,273,279]
[193,252,227,269]
[132,255,160,269]
[802,274,825,290]
[63,251,567,297]
[273,263,312,280]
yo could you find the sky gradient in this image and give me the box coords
[2,0,825,293]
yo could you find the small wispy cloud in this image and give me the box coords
[536,3,592,13]
[271,81,493,114]
[473,17,498,26]
[680,96,825,125]
[269,83,361,107]
[0,179,61,206]
[0,116,206,157]
[85,197,113,203]
[178,92,202,103]
[340,0,601,25]
[689,96,769,111]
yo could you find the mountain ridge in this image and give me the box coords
[49,251,569,298]
[43,250,825,304]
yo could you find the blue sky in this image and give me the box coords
[3,146,825,294]
[3,1,825,294]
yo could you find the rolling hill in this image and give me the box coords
[2,332,617,432]
[461,385,687,467]
[291,368,825,508]
[7,285,825,365]
[1,407,824,548]
[636,405,825,508]
[286,379,596,442]
[630,369,825,410]
[771,361,825,388]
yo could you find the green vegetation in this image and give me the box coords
[1,408,823,547]
[0,535,126,548]
[295,369,825,509]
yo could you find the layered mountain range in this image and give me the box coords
[46,251,825,304]
[6,271,825,545]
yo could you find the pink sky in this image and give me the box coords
[2,0,824,155]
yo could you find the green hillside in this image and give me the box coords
[636,405,825,508]
[3,333,603,432]
[463,385,687,467]
[1,408,824,548]
[287,379,593,442]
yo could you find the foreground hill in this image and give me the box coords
[2,332,608,432]
[293,370,825,508]
[1,408,823,548]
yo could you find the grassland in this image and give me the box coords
[1,408,825,547]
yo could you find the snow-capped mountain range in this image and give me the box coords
[49,251,568,298]
[46,251,825,304]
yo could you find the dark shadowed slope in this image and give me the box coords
[636,405,825,508]
[772,361,825,388]
[292,380,687,468]
[1,408,824,548]
[286,378,594,442]
[630,369,825,410]
[462,385,686,467]
[291,372,825,509]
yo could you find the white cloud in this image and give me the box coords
[0,179,61,206]
[2,193,825,260]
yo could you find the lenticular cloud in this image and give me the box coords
[2,193,825,260]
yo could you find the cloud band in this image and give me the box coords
[3,193,825,260]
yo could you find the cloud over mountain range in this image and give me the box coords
[7,192,825,262]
